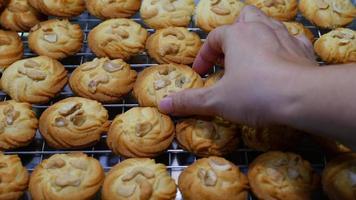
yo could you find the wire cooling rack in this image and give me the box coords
[1,2,355,200]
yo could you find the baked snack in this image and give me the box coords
[86,0,141,19]
[28,0,85,17]
[311,135,351,156]
[69,58,137,103]
[0,100,38,150]
[0,0,45,32]
[195,0,246,32]
[29,153,104,200]
[283,22,314,43]
[176,117,239,157]
[102,158,177,200]
[314,28,356,64]
[107,107,174,158]
[28,19,83,60]
[0,30,23,70]
[241,125,303,151]
[1,56,67,104]
[204,71,224,87]
[88,18,148,60]
[178,156,249,200]
[245,0,297,21]
[299,0,356,29]
[39,97,110,149]
[322,153,356,200]
[133,64,204,107]
[0,153,29,200]
[146,27,202,65]
[248,151,320,200]
[140,0,195,29]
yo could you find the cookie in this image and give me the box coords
[86,0,141,19]
[133,64,204,107]
[0,153,29,200]
[102,158,177,200]
[140,0,195,29]
[1,56,68,104]
[241,125,303,151]
[176,117,239,157]
[314,28,356,64]
[0,30,23,70]
[29,153,104,200]
[39,97,110,149]
[88,18,148,60]
[311,135,351,156]
[299,0,356,29]
[195,0,246,32]
[28,0,85,17]
[204,71,224,87]
[248,151,320,200]
[322,153,356,200]
[245,0,297,21]
[28,19,84,60]
[0,100,37,150]
[283,22,314,43]
[69,58,137,103]
[0,0,45,32]
[146,27,202,65]
[178,156,249,200]
[107,107,174,158]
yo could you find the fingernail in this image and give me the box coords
[159,97,173,113]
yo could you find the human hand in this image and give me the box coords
[158,6,317,125]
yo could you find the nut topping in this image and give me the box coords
[211,0,221,6]
[117,184,137,197]
[154,79,171,90]
[59,103,82,116]
[0,162,7,168]
[162,29,185,40]
[46,158,65,169]
[263,0,285,7]
[81,59,99,71]
[208,159,232,171]
[122,167,155,181]
[198,169,217,186]
[175,76,186,88]
[18,67,47,81]
[138,179,153,200]
[103,61,124,72]
[70,159,88,170]
[140,7,159,19]
[287,168,299,179]
[3,105,19,125]
[112,28,129,39]
[70,113,86,126]
[43,33,58,43]
[211,5,231,15]
[55,174,81,187]
[24,60,40,68]
[136,122,153,137]
[316,0,329,9]
[159,43,180,57]
[54,117,68,127]
[88,74,110,93]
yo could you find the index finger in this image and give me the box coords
[193,26,227,75]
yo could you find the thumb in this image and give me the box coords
[158,87,218,116]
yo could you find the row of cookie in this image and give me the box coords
[2,0,355,32]
[3,151,355,200]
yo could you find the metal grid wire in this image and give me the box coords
[1,4,355,200]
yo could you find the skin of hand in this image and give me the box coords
[158,6,356,149]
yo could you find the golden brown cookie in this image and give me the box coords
[146,27,202,65]
[178,156,249,200]
[248,151,320,200]
[241,125,303,151]
[0,100,37,150]
[133,64,204,107]
[39,97,110,149]
[322,153,356,200]
[195,0,246,32]
[86,0,141,19]
[107,107,174,158]
[0,153,29,200]
[140,0,195,29]
[176,117,239,157]
[28,19,83,60]
[314,28,356,64]
[88,18,148,60]
[299,0,356,29]
[69,58,137,103]
[245,0,297,21]
[1,56,68,104]
[102,158,177,200]
[204,71,224,87]
[29,153,104,200]
[283,22,314,43]
[28,0,85,17]
[0,30,23,70]
[0,0,45,32]
[311,135,352,156]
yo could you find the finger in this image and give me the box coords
[295,34,316,61]
[193,26,227,75]
[158,87,218,116]
[238,5,284,30]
